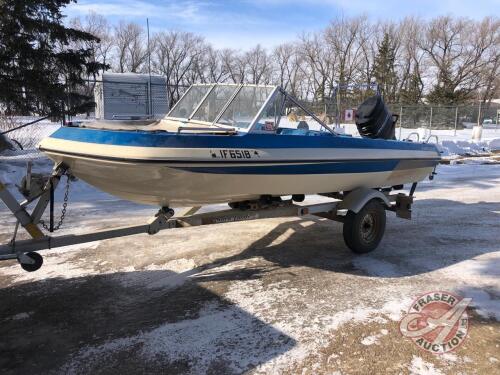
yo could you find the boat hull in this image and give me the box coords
[39,127,440,207]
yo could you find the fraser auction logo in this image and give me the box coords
[399,291,471,354]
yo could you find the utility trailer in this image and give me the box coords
[0,164,419,272]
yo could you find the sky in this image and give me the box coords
[64,0,500,49]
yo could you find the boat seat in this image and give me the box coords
[76,119,228,134]
[277,128,331,136]
[78,119,161,131]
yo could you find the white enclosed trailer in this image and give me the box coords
[94,73,169,120]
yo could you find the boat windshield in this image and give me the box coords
[167,85,211,119]
[166,84,277,129]
[218,86,275,128]
[191,85,238,123]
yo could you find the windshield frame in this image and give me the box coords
[164,83,214,122]
[245,86,281,133]
[190,84,242,125]
[165,83,278,132]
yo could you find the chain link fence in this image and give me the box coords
[2,79,499,152]
[388,104,500,131]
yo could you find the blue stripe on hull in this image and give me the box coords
[50,127,439,152]
[172,160,400,174]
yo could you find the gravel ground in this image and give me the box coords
[0,161,499,375]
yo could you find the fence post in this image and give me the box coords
[398,105,403,140]
[429,106,433,131]
[454,106,458,137]
[147,81,152,118]
[497,109,499,132]
[477,101,482,127]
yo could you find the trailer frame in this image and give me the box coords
[0,164,416,272]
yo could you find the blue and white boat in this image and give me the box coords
[39,84,440,207]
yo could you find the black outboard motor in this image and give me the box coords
[355,96,397,140]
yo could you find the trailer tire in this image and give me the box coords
[343,199,386,254]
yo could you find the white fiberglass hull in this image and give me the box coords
[41,152,436,207]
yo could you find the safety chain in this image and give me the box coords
[39,175,71,232]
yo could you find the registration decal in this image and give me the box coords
[210,149,261,159]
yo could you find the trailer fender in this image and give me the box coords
[338,188,390,214]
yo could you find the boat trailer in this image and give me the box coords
[0,164,418,272]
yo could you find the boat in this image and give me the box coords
[38,83,440,207]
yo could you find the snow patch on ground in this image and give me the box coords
[0,243,103,286]
[438,139,492,157]
[60,300,293,375]
[222,277,413,372]
[118,259,198,290]
[57,265,415,374]
[408,356,445,375]
[360,335,379,346]
[360,328,389,346]
[353,256,404,278]
[440,353,457,362]
[8,311,32,321]
[456,288,500,320]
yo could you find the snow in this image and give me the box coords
[118,258,198,289]
[0,242,103,284]
[61,300,293,375]
[440,353,458,362]
[9,312,32,320]
[489,137,500,151]
[336,122,500,160]
[353,256,404,278]
[408,356,445,375]
[360,335,379,346]
[1,123,499,374]
[455,288,500,320]
[438,140,491,156]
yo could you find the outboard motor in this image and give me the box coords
[355,96,397,140]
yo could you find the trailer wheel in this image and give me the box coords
[343,199,386,254]
[19,252,43,272]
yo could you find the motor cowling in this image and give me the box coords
[355,96,396,140]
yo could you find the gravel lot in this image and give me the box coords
[0,161,499,375]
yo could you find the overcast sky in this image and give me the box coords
[64,0,500,49]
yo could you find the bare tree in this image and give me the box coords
[297,32,336,101]
[113,21,148,73]
[325,16,367,87]
[244,45,272,84]
[152,31,206,105]
[421,16,498,103]
[474,17,500,114]
[195,46,230,83]
[221,48,246,83]
[71,12,114,69]
[272,42,304,96]
[80,12,498,107]
[396,17,426,103]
